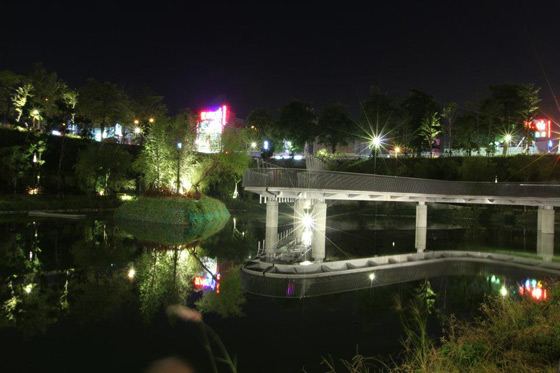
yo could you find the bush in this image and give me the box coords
[114,196,230,227]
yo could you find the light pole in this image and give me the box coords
[371,136,381,174]
[504,134,512,155]
[394,146,400,175]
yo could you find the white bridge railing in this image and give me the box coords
[256,227,295,257]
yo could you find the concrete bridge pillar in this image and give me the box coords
[415,202,427,252]
[537,206,555,261]
[294,199,305,244]
[537,231,554,262]
[312,202,327,262]
[538,206,555,234]
[265,199,278,260]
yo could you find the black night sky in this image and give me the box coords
[3,1,560,118]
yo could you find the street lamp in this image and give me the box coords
[371,135,383,174]
[134,127,141,134]
[148,117,155,124]
[134,119,139,125]
[504,134,512,155]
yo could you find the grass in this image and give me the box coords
[328,281,560,372]
[114,195,230,227]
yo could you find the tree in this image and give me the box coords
[190,127,251,195]
[77,79,132,136]
[12,83,34,122]
[245,107,279,152]
[0,70,23,125]
[276,100,317,153]
[134,112,197,193]
[317,103,356,153]
[416,113,442,157]
[27,63,64,124]
[360,86,404,148]
[454,110,485,156]
[441,102,459,153]
[483,83,541,153]
[0,146,31,193]
[75,144,133,195]
[401,89,439,153]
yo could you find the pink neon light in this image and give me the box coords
[222,105,227,126]
[548,120,551,138]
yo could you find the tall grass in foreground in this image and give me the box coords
[323,281,560,372]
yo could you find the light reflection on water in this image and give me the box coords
[0,212,557,372]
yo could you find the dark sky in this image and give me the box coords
[2,1,560,119]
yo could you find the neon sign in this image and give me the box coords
[196,105,229,153]
[524,119,551,139]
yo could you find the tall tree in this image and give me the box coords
[276,100,317,153]
[360,86,402,141]
[441,101,459,153]
[401,89,439,153]
[416,112,442,157]
[78,79,132,136]
[246,107,279,149]
[0,70,22,125]
[483,83,541,153]
[12,83,34,122]
[317,103,356,153]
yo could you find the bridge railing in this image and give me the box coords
[242,168,560,199]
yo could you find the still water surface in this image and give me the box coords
[0,207,557,372]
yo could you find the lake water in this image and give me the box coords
[0,204,558,372]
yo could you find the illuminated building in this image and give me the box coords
[524,119,557,154]
[196,105,244,153]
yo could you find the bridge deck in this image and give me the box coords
[243,168,560,206]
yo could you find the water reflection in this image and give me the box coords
[0,215,253,336]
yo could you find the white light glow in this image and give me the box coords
[302,213,313,229]
[369,273,375,281]
[251,142,257,149]
[128,268,135,279]
[300,260,313,266]
[500,286,507,297]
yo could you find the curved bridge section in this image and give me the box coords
[243,168,560,206]
[241,251,560,298]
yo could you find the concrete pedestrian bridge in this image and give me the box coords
[241,251,560,298]
[241,168,558,292]
[243,168,560,207]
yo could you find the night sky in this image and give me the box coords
[3,1,560,118]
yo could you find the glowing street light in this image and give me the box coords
[371,136,381,148]
[369,273,376,281]
[128,268,136,279]
[251,142,257,149]
[504,134,512,155]
[134,127,141,134]
[394,146,401,158]
[148,117,155,124]
[134,119,139,125]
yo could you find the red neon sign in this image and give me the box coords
[524,119,551,138]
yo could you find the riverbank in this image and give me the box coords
[0,194,122,214]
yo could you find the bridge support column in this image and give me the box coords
[415,202,427,252]
[265,199,278,261]
[294,199,305,244]
[538,206,555,234]
[537,206,555,261]
[312,202,327,262]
